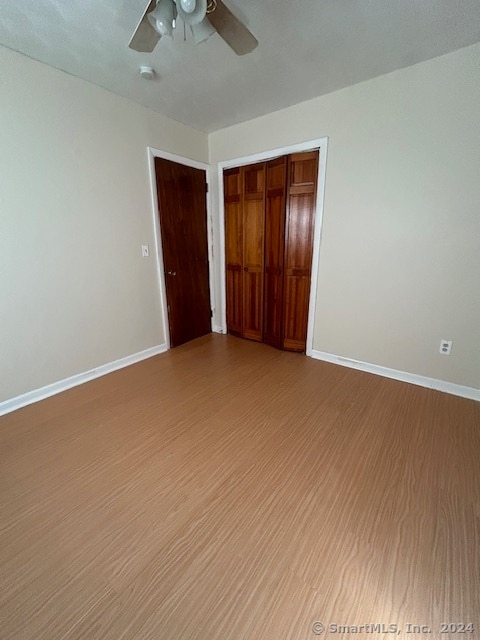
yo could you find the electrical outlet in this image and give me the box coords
[439,339,452,356]
[141,244,149,257]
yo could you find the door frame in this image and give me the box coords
[147,147,214,350]
[216,137,328,356]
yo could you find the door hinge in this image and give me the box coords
[206,182,209,193]
[210,309,213,317]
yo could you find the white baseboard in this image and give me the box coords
[212,325,226,334]
[0,343,168,417]
[3,343,476,417]
[310,349,480,402]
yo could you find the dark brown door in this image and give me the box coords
[155,157,211,347]
[282,151,319,351]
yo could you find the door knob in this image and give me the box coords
[167,269,176,276]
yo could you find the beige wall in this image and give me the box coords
[2,43,479,405]
[0,45,208,402]
[209,43,480,390]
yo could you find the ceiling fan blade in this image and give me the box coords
[129,0,161,52]
[207,0,258,56]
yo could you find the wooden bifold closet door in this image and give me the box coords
[264,156,287,349]
[224,163,265,341]
[224,150,319,352]
[282,151,318,351]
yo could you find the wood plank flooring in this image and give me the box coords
[1,334,479,639]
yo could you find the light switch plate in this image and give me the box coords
[141,244,149,257]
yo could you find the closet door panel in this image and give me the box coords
[224,168,243,336]
[243,269,263,341]
[226,266,243,336]
[243,198,264,268]
[282,151,319,352]
[242,164,265,342]
[290,152,318,186]
[285,193,315,267]
[264,157,287,348]
[226,199,243,265]
[242,198,264,340]
[282,273,311,351]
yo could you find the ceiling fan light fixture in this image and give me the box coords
[148,0,176,37]
[191,17,216,45]
[129,0,258,56]
[179,0,196,13]
[176,0,207,26]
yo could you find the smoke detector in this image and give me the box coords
[139,66,155,80]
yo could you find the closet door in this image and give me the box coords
[224,167,243,336]
[242,163,265,341]
[282,151,319,352]
[264,156,287,348]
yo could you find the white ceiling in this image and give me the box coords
[1,0,480,132]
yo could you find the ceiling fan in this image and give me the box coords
[129,0,258,56]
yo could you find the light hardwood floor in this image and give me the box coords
[1,334,479,639]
